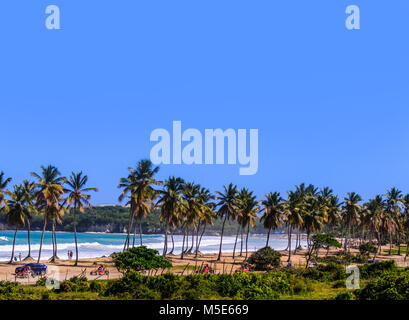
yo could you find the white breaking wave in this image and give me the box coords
[0,236,8,242]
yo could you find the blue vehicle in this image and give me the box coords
[15,263,47,277]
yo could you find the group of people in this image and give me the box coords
[13,252,22,262]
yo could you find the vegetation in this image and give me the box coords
[112,246,172,274]
[247,246,282,270]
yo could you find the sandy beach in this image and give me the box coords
[2,242,409,285]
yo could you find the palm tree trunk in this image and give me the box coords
[9,226,18,264]
[184,228,189,254]
[194,222,200,257]
[240,226,244,256]
[389,233,393,255]
[266,227,271,247]
[169,231,175,254]
[188,228,195,253]
[233,225,240,259]
[132,220,137,248]
[53,219,58,259]
[37,215,47,263]
[26,219,31,259]
[245,224,250,260]
[139,221,143,246]
[163,224,168,257]
[50,219,57,262]
[124,209,134,251]
[197,223,206,256]
[217,216,227,261]
[73,206,79,266]
[181,226,187,259]
[287,224,292,263]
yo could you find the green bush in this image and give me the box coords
[247,246,282,270]
[359,242,377,256]
[89,280,104,292]
[303,263,346,282]
[356,272,409,300]
[104,271,291,300]
[112,246,172,274]
[334,291,356,300]
[359,260,397,279]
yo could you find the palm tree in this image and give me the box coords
[180,182,201,259]
[195,187,215,257]
[284,190,303,263]
[156,177,185,257]
[237,188,259,259]
[364,195,385,259]
[5,185,30,264]
[385,188,404,255]
[118,160,160,250]
[0,171,12,211]
[302,194,327,252]
[261,192,284,247]
[21,180,36,260]
[341,192,362,251]
[31,165,66,263]
[66,172,98,266]
[215,183,238,261]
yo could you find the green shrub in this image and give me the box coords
[332,280,346,289]
[359,242,377,256]
[303,263,346,282]
[334,291,356,300]
[247,246,282,270]
[35,277,47,287]
[69,275,88,283]
[356,272,409,300]
[359,260,397,279]
[89,280,104,292]
[112,246,172,274]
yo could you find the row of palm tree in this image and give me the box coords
[2,160,409,266]
[0,167,98,265]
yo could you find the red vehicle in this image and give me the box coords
[196,264,214,274]
[235,264,254,273]
[90,265,110,276]
[15,265,32,278]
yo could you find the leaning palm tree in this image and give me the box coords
[215,183,238,261]
[0,171,12,211]
[341,192,362,252]
[261,192,284,247]
[31,165,66,263]
[66,172,98,266]
[156,177,185,257]
[5,185,30,264]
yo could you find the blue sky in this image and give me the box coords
[1,1,408,204]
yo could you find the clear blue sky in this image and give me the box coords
[1,1,408,204]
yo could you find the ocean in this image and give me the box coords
[0,230,306,261]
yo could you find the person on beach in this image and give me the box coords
[18,253,21,261]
